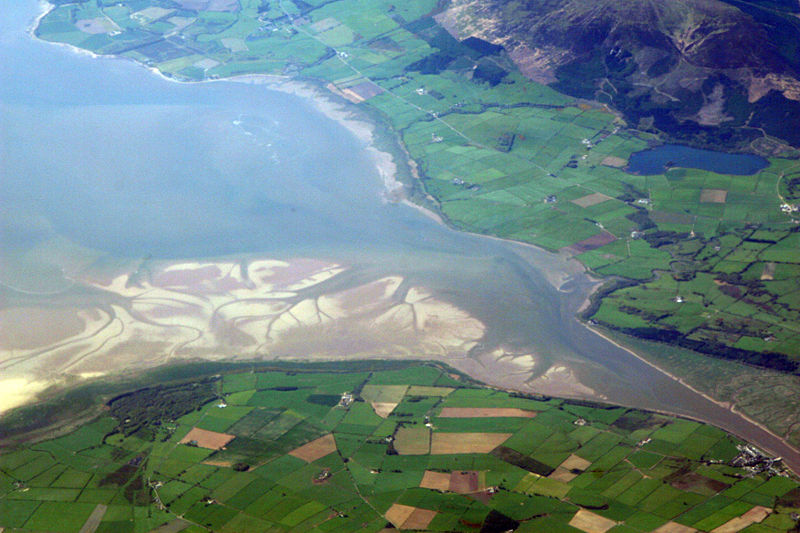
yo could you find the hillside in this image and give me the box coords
[436,0,800,151]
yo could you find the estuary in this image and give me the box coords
[2,0,799,473]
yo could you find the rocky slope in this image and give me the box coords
[436,0,800,151]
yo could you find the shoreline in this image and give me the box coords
[23,6,800,474]
[29,0,550,278]
[588,325,800,474]
[30,2,403,194]
[27,1,437,237]
[29,1,52,37]
[225,74,407,199]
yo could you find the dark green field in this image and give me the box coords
[1,362,799,532]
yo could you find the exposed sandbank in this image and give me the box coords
[1,258,486,401]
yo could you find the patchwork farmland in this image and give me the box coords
[1,363,799,532]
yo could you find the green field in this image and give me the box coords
[1,363,799,532]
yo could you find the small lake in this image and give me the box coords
[627,144,768,175]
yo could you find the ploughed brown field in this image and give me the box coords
[670,472,729,493]
[179,427,235,450]
[385,504,437,530]
[289,433,337,462]
[419,470,484,494]
[564,231,617,254]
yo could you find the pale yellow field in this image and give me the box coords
[568,509,618,533]
[180,428,235,450]
[711,506,771,533]
[438,407,537,418]
[384,504,436,530]
[430,432,511,454]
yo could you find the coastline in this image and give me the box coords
[30,2,403,195]
[27,1,436,237]
[226,74,406,200]
[23,6,800,475]
[29,1,52,37]
[28,1,495,266]
[588,325,800,474]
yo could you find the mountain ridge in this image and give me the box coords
[435,0,800,151]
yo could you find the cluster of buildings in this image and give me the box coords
[450,177,481,191]
[339,392,354,407]
[731,444,786,476]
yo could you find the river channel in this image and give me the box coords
[2,0,798,472]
